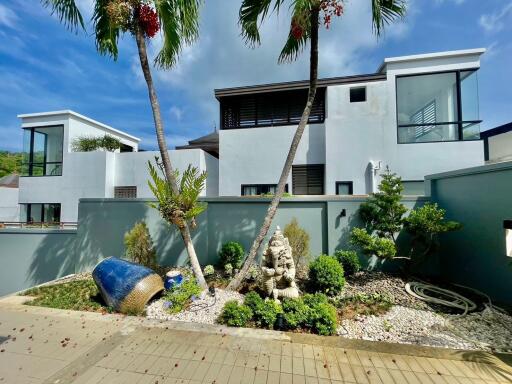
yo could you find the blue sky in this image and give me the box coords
[0,0,511,151]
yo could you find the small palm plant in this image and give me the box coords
[148,159,207,231]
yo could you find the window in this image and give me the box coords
[402,181,425,195]
[21,126,64,176]
[350,87,366,103]
[396,70,481,143]
[114,186,137,198]
[221,88,326,129]
[292,165,325,195]
[241,184,288,196]
[120,144,134,152]
[336,181,353,195]
[21,203,61,223]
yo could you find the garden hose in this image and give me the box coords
[405,282,477,315]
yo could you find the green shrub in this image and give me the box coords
[244,291,281,328]
[219,241,245,268]
[244,291,264,312]
[282,298,309,329]
[334,250,361,276]
[224,263,233,276]
[124,221,157,268]
[219,301,253,327]
[308,255,345,295]
[308,302,338,336]
[162,276,202,314]
[71,134,122,152]
[303,293,329,307]
[203,265,215,276]
[350,228,397,260]
[283,218,310,267]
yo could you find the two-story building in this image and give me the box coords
[0,48,487,224]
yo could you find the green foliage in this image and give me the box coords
[148,159,207,230]
[71,134,122,152]
[337,293,394,319]
[162,276,202,314]
[244,291,264,312]
[283,218,310,267]
[308,302,337,336]
[0,151,22,178]
[124,221,157,268]
[404,203,462,256]
[244,292,282,328]
[282,298,309,329]
[302,292,329,307]
[350,228,397,260]
[203,265,215,276]
[334,250,361,276]
[224,263,233,276]
[23,278,108,312]
[219,241,245,268]
[281,293,337,335]
[308,255,345,295]
[219,301,253,327]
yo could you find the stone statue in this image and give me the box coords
[261,226,300,302]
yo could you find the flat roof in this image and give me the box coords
[214,73,386,99]
[18,110,141,142]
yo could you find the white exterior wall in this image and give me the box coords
[219,124,325,196]
[487,132,512,163]
[0,188,19,221]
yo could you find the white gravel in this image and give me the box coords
[146,289,244,324]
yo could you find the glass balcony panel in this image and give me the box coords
[460,70,479,122]
[463,122,480,140]
[398,124,459,143]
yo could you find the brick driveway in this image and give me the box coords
[1,296,511,384]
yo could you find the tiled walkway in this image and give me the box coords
[1,297,511,384]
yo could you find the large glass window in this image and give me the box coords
[21,203,61,223]
[21,126,63,176]
[241,184,288,196]
[396,70,481,143]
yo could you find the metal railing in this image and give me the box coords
[0,222,77,230]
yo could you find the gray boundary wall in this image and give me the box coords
[427,161,512,304]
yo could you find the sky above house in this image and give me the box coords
[0,0,511,151]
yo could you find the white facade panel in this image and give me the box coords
[0,188,19,222]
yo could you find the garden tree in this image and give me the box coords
[41,0,208,288]
[228,0,407,290]
[350,168,461,263]
[0,152,22,178]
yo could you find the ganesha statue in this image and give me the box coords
[261,226,300,302]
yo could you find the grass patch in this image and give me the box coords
[23,278,110,313]
[336,293,393,320]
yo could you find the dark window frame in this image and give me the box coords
[21,125,64,177]
[114,186,138,198]
[292,164,325,195]
[335,181,354,195]
[241,184,289,196]
[22,203,61,224]
[220,88,326,130]
[349,87,366,103]
[395,69,482,144]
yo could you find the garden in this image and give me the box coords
[20,168,512,354]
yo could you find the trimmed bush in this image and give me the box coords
[308,255,345,295]
[244,291,282,328]
[335,250,361,276]
[219,241,245,268]
[282,298,309,329]
[308,302,338,336]
[219,301,253,327]
[124,221,157,268]
[244,291,264,312]
[203,265,215,276]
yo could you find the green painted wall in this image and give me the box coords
[0,229,76,296]
[428,161,512,304]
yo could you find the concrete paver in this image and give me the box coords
[1,297,512,384]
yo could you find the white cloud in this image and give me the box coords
[435,0,465,4]
[479,2,512,33]
[0,4,18,29]
[170,106,184,121]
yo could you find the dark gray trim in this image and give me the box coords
[335,181,353,195]
[214,73,386,99]
[480,122,512,139]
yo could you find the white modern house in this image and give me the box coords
[15,110,219,223]
[1,48,489,224]
[216,48,485,196]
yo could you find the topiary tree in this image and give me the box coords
[334,250,361,276]
[308,255,345,295]
[219,241,245,269]
[284,218,310,268]
[124,221,157,268]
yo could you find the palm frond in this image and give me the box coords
[41,0,85,31]
[239,0,288,47]
[278,0,312,63]
[372,0,406,36]
[154,0,202,69]
[93,0,121,59]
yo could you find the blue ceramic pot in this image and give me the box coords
[164,270,184,290]
[92,257,164,314]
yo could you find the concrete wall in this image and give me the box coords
[0,187,19,221]
[0,229,77,296]
[427,161,512,304]
[487,131,512,163]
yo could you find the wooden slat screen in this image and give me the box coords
[114,186,137,198]
[221,88,326,129]
[292,164,325,195]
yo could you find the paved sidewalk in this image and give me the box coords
[1,296,512,384]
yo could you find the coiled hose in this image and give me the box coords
[405,282,477,315]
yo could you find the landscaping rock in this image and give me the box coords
[146,289,244,324]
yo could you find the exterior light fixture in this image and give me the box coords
[208,286,216,297]
[339,209,347,218]
[505,220,512,257]
[275,313,284,330]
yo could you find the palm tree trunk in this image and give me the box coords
[228,8,320,291]
[134,28,207,289]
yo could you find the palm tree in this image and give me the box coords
[228,0,406,290]
[42,0,208,288]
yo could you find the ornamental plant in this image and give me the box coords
[334,250,360,276]
[124,221,157,268]
[308,255,345,295]
[218,301,253,327]
[219,241,245,268]
[72,134,122,152]
[283,218,310,268]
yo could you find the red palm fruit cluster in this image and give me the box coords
[138,4,160,38]
[320,0,344,29]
